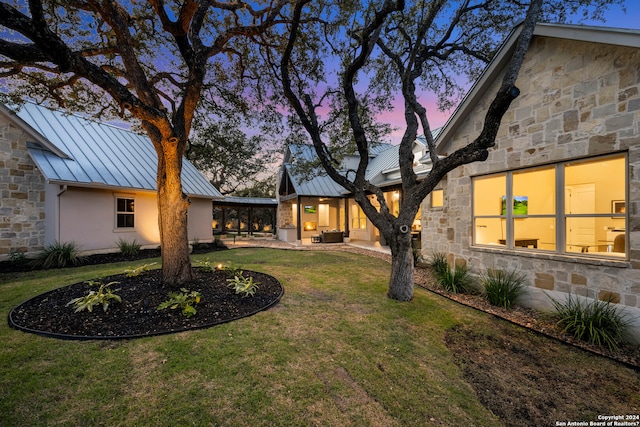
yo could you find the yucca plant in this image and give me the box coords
[481,268,527,309]
[552,295,630,351]
[30,241,86,269]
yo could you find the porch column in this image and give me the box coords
[296,196,302,242]
[221,207,227,234]
[344,197,350,237]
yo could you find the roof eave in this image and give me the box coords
[0,104,72,159]
[46,179,220,199]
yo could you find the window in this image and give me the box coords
[351,204,367,229]
[431,189,444,208]
[318,203,330,227]
[472,154,626,257]
[116,197,135,228]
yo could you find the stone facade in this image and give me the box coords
[421,36,640,316]
[0,118,46,259]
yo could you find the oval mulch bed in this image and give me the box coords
[8,267,283,340]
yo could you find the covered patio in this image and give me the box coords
[212,196,277,236]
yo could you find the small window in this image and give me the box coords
[431,189,444,208]
[116,197,135,228]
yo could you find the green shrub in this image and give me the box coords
[551,295,630,351]
[30,241,86,269]
[157,288,201,318]
[67,279,122,313]
[227,275,260,298]
[437,264,472,294]
[429,252,449,278]
[8,250,27,265]
[117,238,141,257]
[481,268,527,309]
[429,252,473,294]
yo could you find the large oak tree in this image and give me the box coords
[271,0,622,300]
[0,0,289,285]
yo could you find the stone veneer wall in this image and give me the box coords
[278,199,295,227]
[0,117,46,259]
[421,36,640,311]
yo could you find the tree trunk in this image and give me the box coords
[157,142,193,286]
[387,231,414,301]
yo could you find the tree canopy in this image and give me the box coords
[0,0,290,284]
[264,0,623,300]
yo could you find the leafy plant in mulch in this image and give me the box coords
[67,279,122,313]
[551,294,631,351]
[157,288,202,318]
[481,268,527,309]
[124,262,158,277]
[227,274,260,298]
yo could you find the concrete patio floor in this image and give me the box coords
[220,236,391,255]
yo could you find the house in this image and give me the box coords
[276,139,433,245]
[0,102,222,260]
[421,23,640,338]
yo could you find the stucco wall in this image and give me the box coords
[0,118,46,260]
[421,36,640,336]
[56,187,213,254]
[188,197,215,243]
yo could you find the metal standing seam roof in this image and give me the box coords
[365,144,401,183]
[14,102,222,199]
[283,141,434,196]
[284,144,348,197]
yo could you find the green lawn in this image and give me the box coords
[0,248,636,426]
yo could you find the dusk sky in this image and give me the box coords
[385,0,640,139]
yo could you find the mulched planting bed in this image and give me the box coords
[9,267,283,340]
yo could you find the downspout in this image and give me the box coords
[57,185,67,243]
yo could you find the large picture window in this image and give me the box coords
[116,196,135,228]
[472,154,626,257]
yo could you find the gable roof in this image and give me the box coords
[436,22,640,155]
[7,102,221,199]
[281,139,433,197]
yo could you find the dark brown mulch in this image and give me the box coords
[8,267,283,340]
